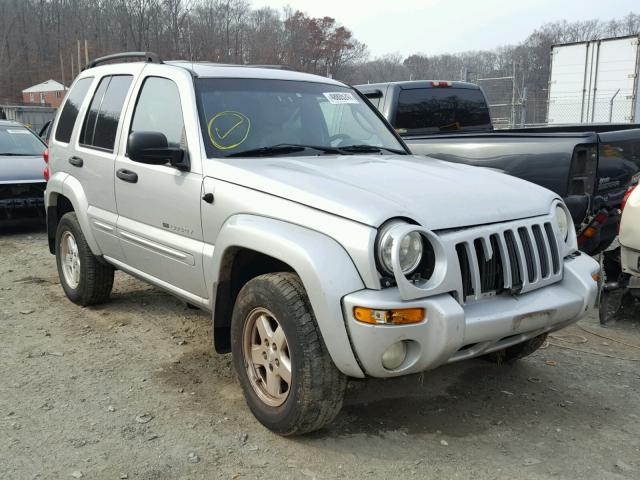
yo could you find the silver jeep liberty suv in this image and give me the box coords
[45,52,599,435]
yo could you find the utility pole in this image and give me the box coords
[60,53,66,87]
[84,40,89,66]
[77,40,82,71]
[510,61,517,128]
[71,55,75,80]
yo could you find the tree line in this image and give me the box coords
[0,0,366,103]
[1,0,638,124]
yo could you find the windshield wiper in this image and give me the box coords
[338,145,407,155]
[0,152,35,156]
[226,144,343,157]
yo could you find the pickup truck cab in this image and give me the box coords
[45,53,599,435]
[355,81,640,256]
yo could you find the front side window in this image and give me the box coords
[130,77,185,149]
[55,77,93,143]
[0,125,46,156]
[80,75,132,151]
[196,78,404,157]
[394,87,491,134]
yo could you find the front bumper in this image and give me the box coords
[0,182,46,225]
[342,252,599,378]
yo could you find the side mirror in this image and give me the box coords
[127,131,190,171]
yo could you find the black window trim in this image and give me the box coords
[78,74,133,154]
[53,76,94,144]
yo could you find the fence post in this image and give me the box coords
[609,89,620,123]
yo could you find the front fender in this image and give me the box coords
[210,214,366,378]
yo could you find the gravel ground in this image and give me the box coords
[1,226,639,480]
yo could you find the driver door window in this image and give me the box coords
[130,77,186,150]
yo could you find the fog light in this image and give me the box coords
[381,341,407,370]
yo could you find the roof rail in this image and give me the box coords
[85,52,163,70]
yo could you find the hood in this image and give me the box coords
[0,154,45,184]
[208,154,558,230]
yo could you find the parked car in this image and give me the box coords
[45,52,599,435]
[0,120,47,226]
[621,184,640,276]
[599,184,640,324]
[354,80,640,255]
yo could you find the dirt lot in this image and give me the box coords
[1,227,639,480]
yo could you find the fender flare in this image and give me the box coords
[46,173,102,255]
[209,214,366,378]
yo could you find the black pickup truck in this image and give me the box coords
[355,80,640,255]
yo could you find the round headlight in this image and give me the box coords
[555,205,570,241]
[377,222,424,276]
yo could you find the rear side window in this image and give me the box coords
[54,77,93,143]
[80,75,133,152]
[394,87,491,134]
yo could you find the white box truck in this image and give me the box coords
[547,35,640,124]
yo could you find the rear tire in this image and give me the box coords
[231,272,347,435]
[55,212,114,306]
[485,333,548,364]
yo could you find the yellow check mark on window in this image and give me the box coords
[215,118,244,139]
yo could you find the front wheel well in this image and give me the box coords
[47,194,74,254]
[213,248,294,353]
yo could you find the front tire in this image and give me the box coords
[231,272,347,435]
[55,212,114,306]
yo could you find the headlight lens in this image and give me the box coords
[555,205,570,241]
[378,222,424,275]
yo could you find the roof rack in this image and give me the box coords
[85,52,162,70]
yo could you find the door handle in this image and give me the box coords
[116,168,138,183]
[68,156,83,167]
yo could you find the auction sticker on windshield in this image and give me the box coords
[323,92,359,104]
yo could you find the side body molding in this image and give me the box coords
[209,215,366,378]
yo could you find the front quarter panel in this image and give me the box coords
[209,214,366,378]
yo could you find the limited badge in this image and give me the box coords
[207,111,251,150]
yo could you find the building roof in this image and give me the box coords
[22,79,67,93]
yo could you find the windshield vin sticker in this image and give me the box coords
[323,92,359,105]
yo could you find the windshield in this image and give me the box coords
[0,125,46,155]
[393,87,492,135]
[196,78,405,157]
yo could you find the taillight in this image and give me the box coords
[43,148,49,181]
[621,185,636,213]
[431,81,452,87]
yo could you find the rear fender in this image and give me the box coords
[45,173,101,255]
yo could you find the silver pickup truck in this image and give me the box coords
[45,52,599,435]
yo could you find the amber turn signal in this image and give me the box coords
[353,307,425,325]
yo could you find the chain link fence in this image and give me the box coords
[476,77,636,128]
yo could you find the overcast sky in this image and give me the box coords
[252,0,638,57]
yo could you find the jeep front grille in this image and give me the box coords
[455,221,561,302]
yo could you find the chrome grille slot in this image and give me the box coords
[453,218,562,303]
